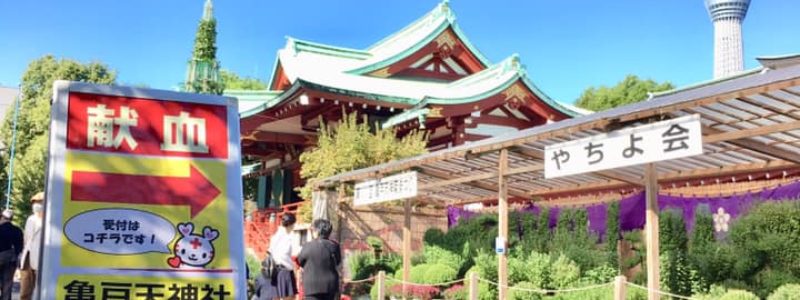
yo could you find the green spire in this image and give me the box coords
[185,0,223,95]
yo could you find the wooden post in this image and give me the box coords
[614,275,627,300]
[497,149,509,300]
[377,271,386,300]
[402,198,412,300]
[468,271,479,300]
[644,163,660,300]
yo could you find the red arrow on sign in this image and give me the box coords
[71,166,220,218]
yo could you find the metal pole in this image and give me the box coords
[4,91,21,209]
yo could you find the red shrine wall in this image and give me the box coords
[337,204,447,254]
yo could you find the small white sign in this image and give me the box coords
[495,237,506,254]
[354,171,418,206]
[545,115,703,178]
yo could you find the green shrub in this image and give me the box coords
[509,281,543,300]
[347,251,374,281]
[423,245,465,273]
[606,201,621,270]
[551,285,613,300]
[409,264,430,283]
[718,290,760,300]
[347,251,401,283]
[728,201,800,295]
[534,207,551,252]
[752,269,799,298]
[730,201,800,272]
[583,264,617,285]
[550,254,580,288]
[366,236,383,251]
[626,287,648,300]
[469,252,499,300]
[245,251,261,279]
[509,255,531,285]
[659,251,693,297]
[423,228,446,245]
[472,251,498,284]
[443,284,466,300]
[767,284,800,300]
[658,210,693,297]
[694,284,728,300]
[423,264,458,285]
[526,251,552,288]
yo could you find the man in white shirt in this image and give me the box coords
[19,192,43,300]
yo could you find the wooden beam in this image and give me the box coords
[644,163,660,300]
[418,165,539,198]
[418,163,543,190]
[300,102,333,127]
[704,124,800,164]
[703,120,800,143]
[472,115,530,129]
[530,160,797,198]
[336,78,800,182]
[497,149,509,300]
[244,131,316,145]
[393,67,465,81]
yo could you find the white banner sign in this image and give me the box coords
[545,114,703,178]
[354,171,418,206]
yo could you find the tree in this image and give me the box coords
[606,201,621,270]
[297,112,428,200]
[575,75,674,111]
[0,55,115,225]
[221,70,267,91]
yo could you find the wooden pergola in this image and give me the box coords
[317,58,800,299]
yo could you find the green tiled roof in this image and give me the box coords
[346,0,491,75]
[239,1,579,123]
[225,89,285,118]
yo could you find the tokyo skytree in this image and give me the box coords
[705,0,751,78]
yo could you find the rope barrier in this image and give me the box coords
[477,277,613,294]
[343,276,376,284]
[386,277,465,287]
[625,282,698,300]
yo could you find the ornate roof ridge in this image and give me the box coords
[365,0,455,52]
[284,37,371,60]
[446,54,523,89]
[346,1,490,75]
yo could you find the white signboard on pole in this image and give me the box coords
[354,171,418,206]
[545,114,703,178]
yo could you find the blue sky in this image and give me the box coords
[0,1,798,103]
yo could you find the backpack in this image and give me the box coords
[261,251,279,282]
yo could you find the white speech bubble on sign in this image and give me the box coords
[64,208,175,254]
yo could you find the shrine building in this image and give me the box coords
[231,1,587,219]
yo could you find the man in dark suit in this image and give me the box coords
[0,209,23,300]
[297,219,341,300]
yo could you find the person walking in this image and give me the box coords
[0,209,23,300]
[265,213,299,300]
[297,219,341,300]
[19,192,44,300]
